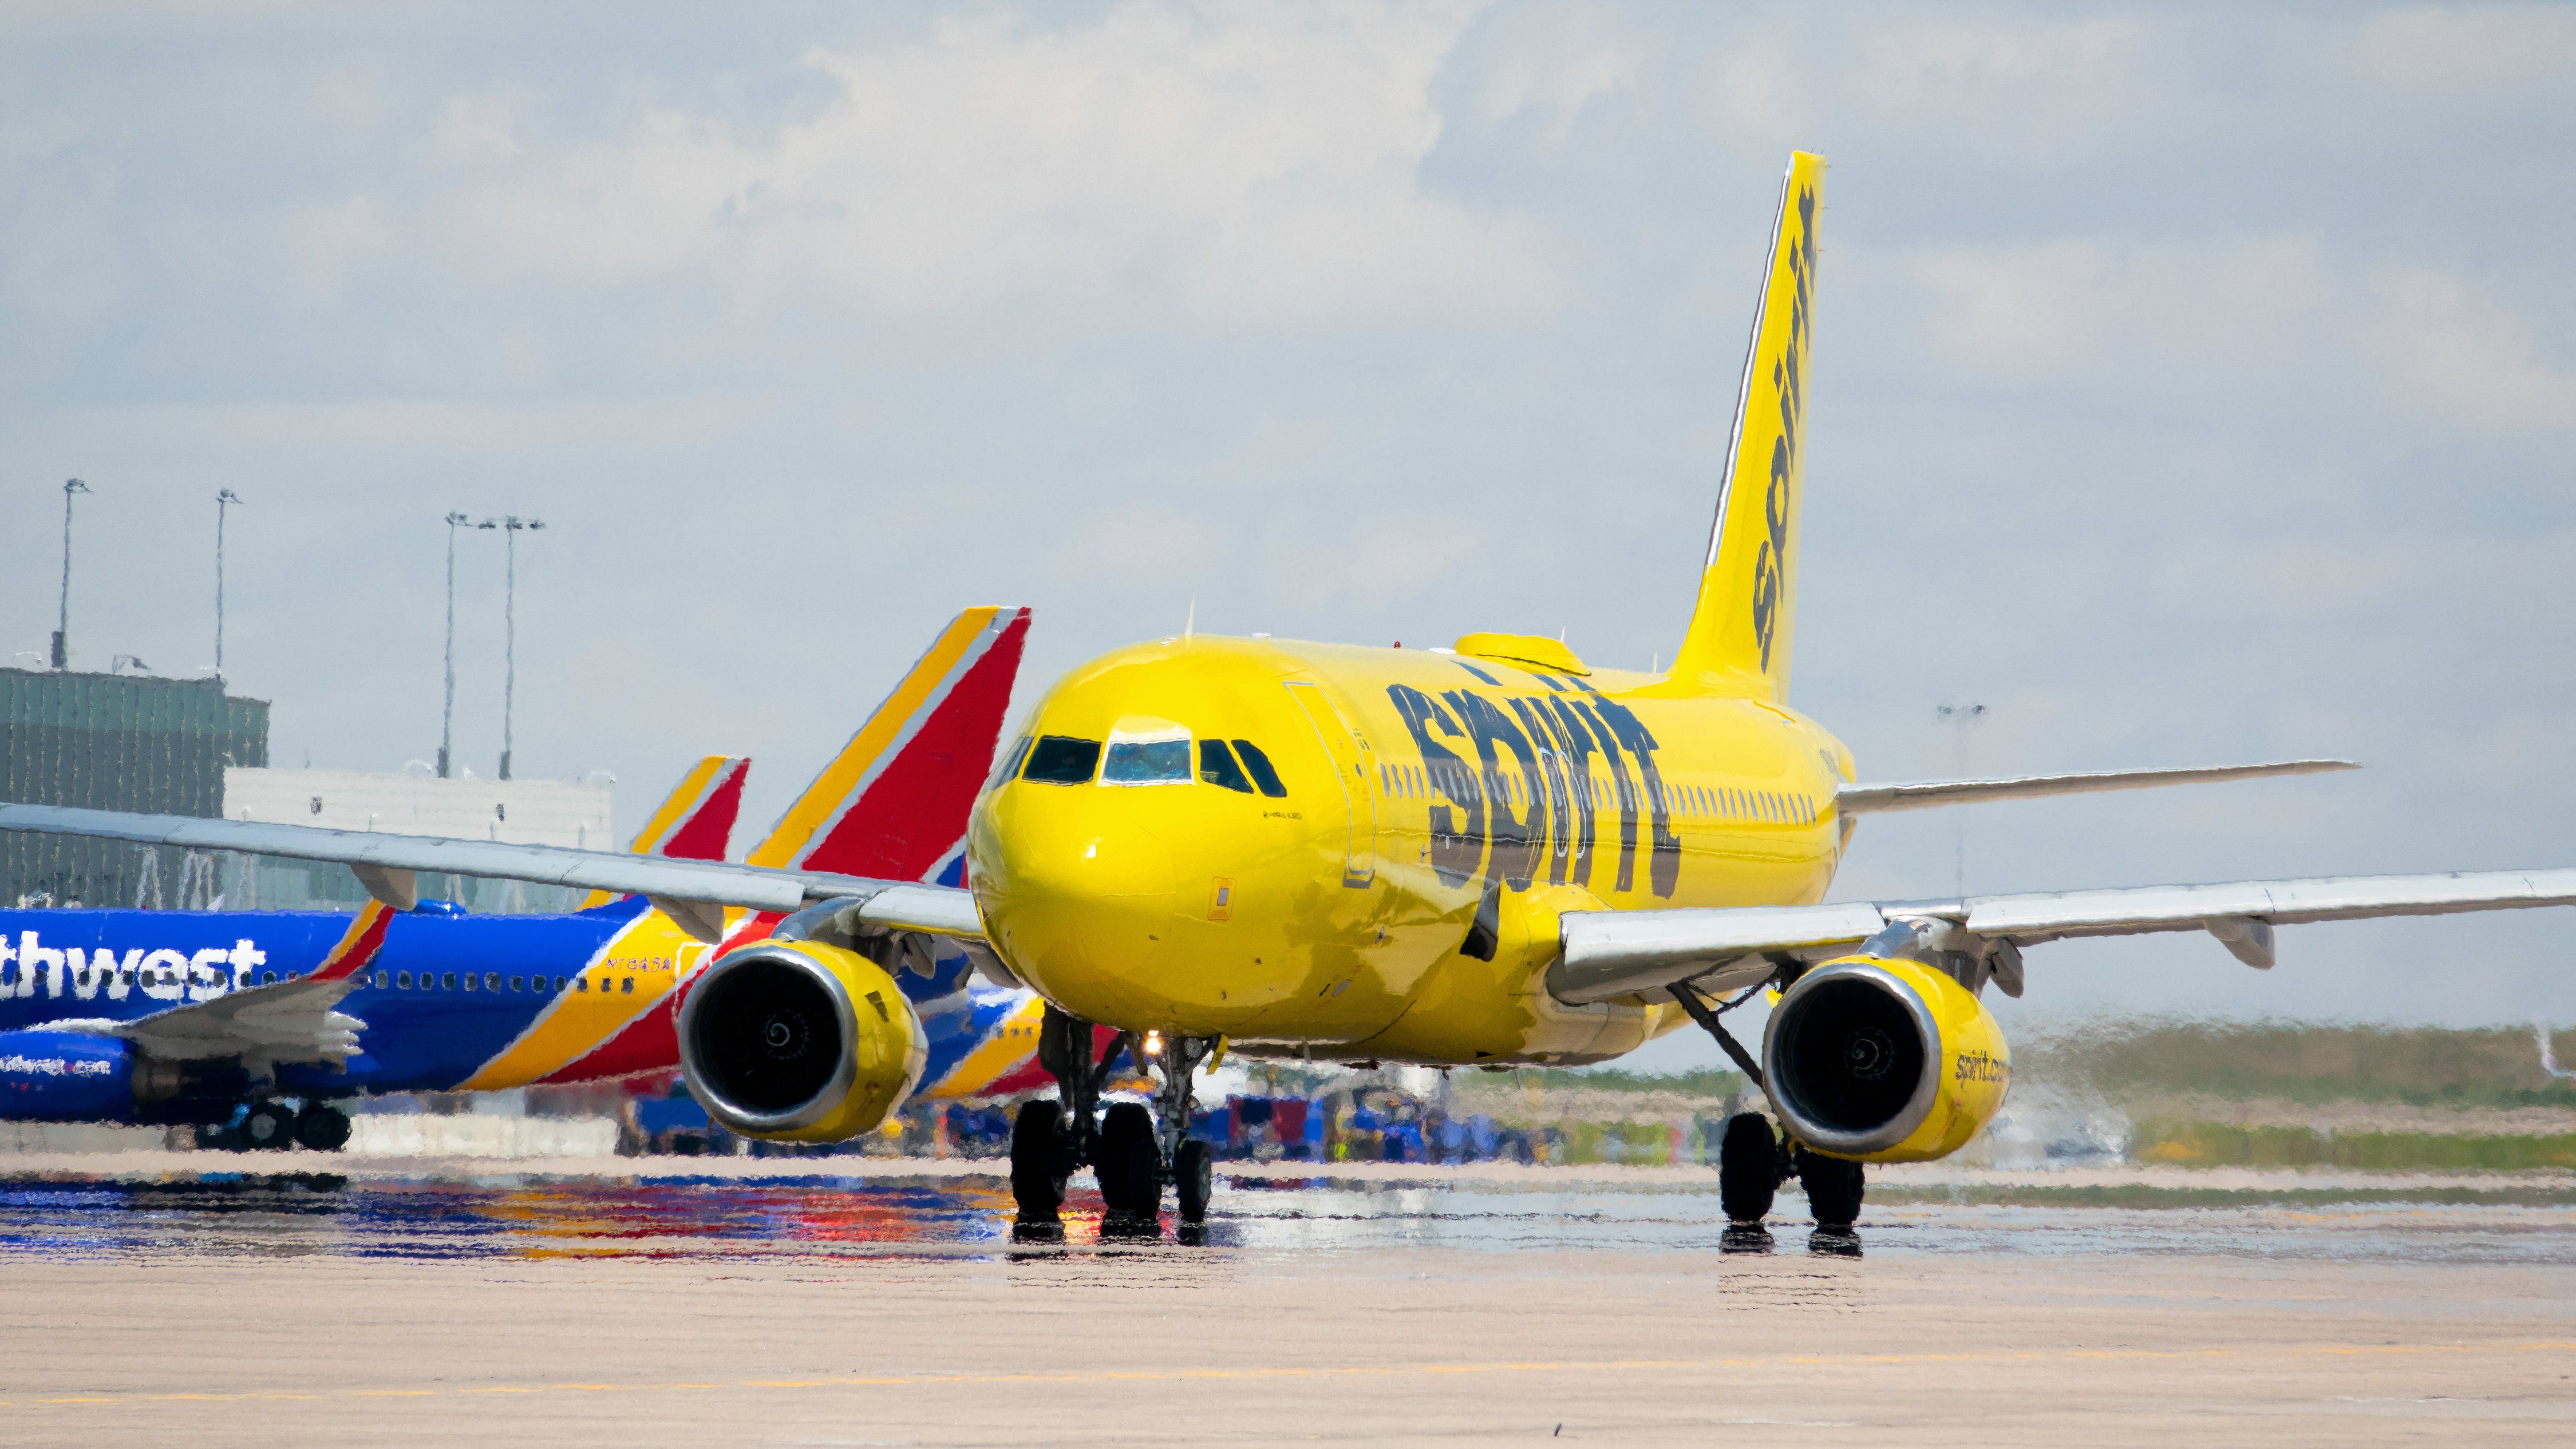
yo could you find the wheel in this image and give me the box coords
[295,1101,352,1152]
[1798,1150,1866,1228]
[192,1121,241,1151]
[239,1101,298,1151]
[1096,1102,1161,1220]
[1718,1113,1779,1223]
[1174,1138,1213,1225]
[1011,1099,1067,1221]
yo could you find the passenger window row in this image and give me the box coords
[1376,763,1817,824]
[368,970,637,995]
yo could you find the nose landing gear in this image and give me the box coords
[1009,1006,1216,1239]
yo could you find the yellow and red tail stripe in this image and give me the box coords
[749,605,1029,880]
[578,754,752,909]
[309,899,394,982]
[539,608,1031,1086]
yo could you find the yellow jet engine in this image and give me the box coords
[1761,956,2009,1164]
[675,938,927,1143]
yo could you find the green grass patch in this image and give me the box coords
[1869,1182,2576,1209]
[2134,1121,2576,1171]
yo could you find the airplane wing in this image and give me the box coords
[55,973,369,1068]
[0,803,984,942]
[1836,759,2354,815]
[1549,865,2576,1005]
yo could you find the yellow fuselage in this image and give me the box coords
[966,635,1855,1067]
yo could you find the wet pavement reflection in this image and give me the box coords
[3,1168,2574,1265]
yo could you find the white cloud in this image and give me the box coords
[1912,239,2117,371]
[2372,267,2576,431]
[435,96,519,164]
[1861,17,2135,104]
[2356,4,2576,91]
[1471,10,1641,143]
[442,1,1555,324]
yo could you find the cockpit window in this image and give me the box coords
[1198,739,1255,793]
[1231,739,1288,798]
[1022,736,1102,785]
[1101,724,1194,786]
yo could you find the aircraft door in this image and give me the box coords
[1283,680,1378,888]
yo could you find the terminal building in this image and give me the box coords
[3,666,606,914]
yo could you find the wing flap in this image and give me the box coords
[1838,759,2355,815]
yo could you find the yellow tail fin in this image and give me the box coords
[1671,151,1824,699]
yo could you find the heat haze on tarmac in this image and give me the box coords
[2,1163,2573,1446]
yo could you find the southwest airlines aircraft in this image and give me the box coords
[15,155,2573,1236]
[0,608,1032,1149]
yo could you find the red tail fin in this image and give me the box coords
[579,754,752,908]
[746,606,1030,881]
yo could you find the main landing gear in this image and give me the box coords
[1010,1006,1214,1240]
[1716,1111,1864,1239]
[196,1098,352,1153]
[1674,979,1864,1253]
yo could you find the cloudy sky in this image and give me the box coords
[5,2,2573,1059]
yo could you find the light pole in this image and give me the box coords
[214,489,243,679]
[439,510,469,778]
[478,515,543,779]
[1936,702,1988,897]
[53,478,89,670]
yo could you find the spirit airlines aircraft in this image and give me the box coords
[16,155,2576,1235]
[0,607,1032,1149]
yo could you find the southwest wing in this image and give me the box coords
[49,898,395,1070]
[1550,866,2576,1004]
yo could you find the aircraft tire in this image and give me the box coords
[295,1101,353,1152]
[1174,1138,1213,1225]
[1798,1151,1866,1229]
[1010,1099,1066,1221]
[240,1101,299,1151]
[1096,1102,1161,1220]
[1718,1113,1779,1223]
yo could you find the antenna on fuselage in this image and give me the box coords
[1184,595,1196,640]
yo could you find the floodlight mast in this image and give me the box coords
[439,510,469,778]
[53,478,89,670]
[215,489,244,678]
[479,515,543,780]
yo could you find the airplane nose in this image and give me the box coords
[978,805,1180,1001]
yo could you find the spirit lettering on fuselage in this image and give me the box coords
[1386,674,1685,901]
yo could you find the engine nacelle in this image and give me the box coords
[676,938,928,1143]
[1761,956,2010,1164]
[0,1031,143,1121]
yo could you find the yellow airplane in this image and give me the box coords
[19,152,2576,1238]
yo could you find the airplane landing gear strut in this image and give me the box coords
[1153,1034,1216,1227]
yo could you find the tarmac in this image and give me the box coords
[3,1156,2574,1446]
